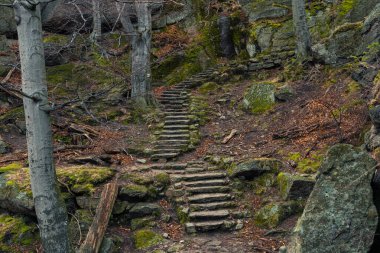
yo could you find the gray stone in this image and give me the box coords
[76,196,99,210]
[99,237,115,253]
[0,2,16,36]
[128,203,161,218]
[277,173,315,200]
[229,158,282,179]
[0,137,10,154]
[119,184,148,200]
[248,6,289,22]
[365,106,380,151]
[288,144,378,253]
[256,26,273,52]
[275,85,295,102]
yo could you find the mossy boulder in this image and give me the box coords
[229,158,282,179]
[277,172,315,200]
[242,83,276,114]
[254,201,304,229]
[133,229,164,249]
[119,184,148,201]
[0,214,39,250]
[288,144,378,252]
[130,216,156,230]
[128,203,161,218]
[0,166,114,215]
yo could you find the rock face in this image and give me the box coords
[277,173,315,200]
[365,105,380,151]
[288,144,378,253]
[230,158,282,179]
[0,136,10,154]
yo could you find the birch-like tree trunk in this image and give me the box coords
[117,1,153,106]
[292,0,312,59]
[13,1,70,252]
[132,1,152,106]
[91,0,102,42]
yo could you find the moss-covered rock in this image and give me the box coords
[133,229,164,249]
[0,214,39,249]
[277,172,315,200]
[130,216,156,230]
[128,203,161,218]
[229,158,282,179]
[119,184,148,201]
[242,83,276,114]
[254,201,304,229]
[0,166,114,214]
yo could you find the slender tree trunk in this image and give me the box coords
[91,0,102,42]
[13,1,70,252]
[292,0,312,59]
[131,2,152,106]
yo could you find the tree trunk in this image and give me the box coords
[13,1,70,252]
[218,15,235,58]
[292,0,312,59]
[131,2,152,106]
[91,0,102,42]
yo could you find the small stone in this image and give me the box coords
[235,220,244,230]
[163,232,169,238]
[119,184,148,200]
[128,203,161,218]
[136,159,147,164]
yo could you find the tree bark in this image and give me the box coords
[13,1,70,252]
[117,1,153,106]
[91,0,102,42]
[292,0,312,59]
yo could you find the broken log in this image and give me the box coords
[79,182,118,253]
[222,129,238,144]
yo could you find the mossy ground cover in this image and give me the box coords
[133,229,164,249]
[2,166,115,197]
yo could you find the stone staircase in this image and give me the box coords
[152,161,245,233]
[151,68,217,161]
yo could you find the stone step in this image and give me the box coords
[161,130,189,135]
[190,201,236,211]
[164,111,189,115]
[187,161,206,166]
[186,167,207,173]
[156,139,189,145]
[189,209,230,221]
[165,120,190,125]
[147,163,187,170]
[154,143,188,150]
[161,93,188,97]
[159,100,186,105]
[183,179,229,187]
[163,109,188,113]
[173,172,226,182]
[151,153,180,160]
[158,134,190,140]
[188,193,232,203]
[185,221,223,232]
[187,185,230,194]
[165,115,189,120]
[154,169,186,175]
[153,148,182,154]
[163,125,189,130]
[186,220,242,233]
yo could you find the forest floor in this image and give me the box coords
[0,62,370,252]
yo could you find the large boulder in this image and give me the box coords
[242,83,276,114]
[287,144,378,253]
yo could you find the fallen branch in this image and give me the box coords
[54,145,89,152]
[222,129,238,144]
[79,182,118,253]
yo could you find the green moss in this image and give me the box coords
[43,34,69,44]
[176,207,189,224]
[46,63,76,85]
[254,201,304,229]
[122,173,153,185]
[0,214,39,246]
[0,163,23,173]
[332,21,363,35]
[287,152,323,174]
[252,173,277,195]
[153,172,170,188]
[133,229,164,249]
[242,83,276,114]
[4,166,114,196]
[346,81,361,93]
[338,0,357,17]
[199,82,219,94]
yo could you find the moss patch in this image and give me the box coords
[287,152,323,174]
[133,229,164,249]
[3,166,115,197]
[199,82,219,94]
[242,83,276,114]
[0,163,23,174]
[0,214,39,247]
